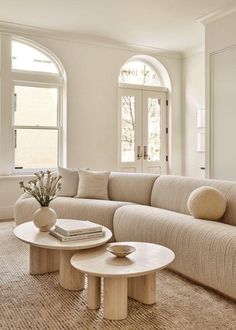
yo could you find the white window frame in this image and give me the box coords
[0,33,65,175]
[119,61,161,87]
[11,37,60,77]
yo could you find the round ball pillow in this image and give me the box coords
[187,186,226,221]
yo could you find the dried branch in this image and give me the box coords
[19,170,62,207]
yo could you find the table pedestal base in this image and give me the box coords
[30,246,84,291]
[59,250,84,291]
[104,277,128,320]
[128,273,156,304]
[30,246,59,275]
[87,273,156,320]
[87,276,101,309]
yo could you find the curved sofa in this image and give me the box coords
[14,172,236,300]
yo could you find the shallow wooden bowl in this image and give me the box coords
[106,244,136,257]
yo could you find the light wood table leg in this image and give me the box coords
[104,277,127,320]
[59,250,84,291]
[87,276,101,310]
[30,246,59,275]
[128,272,156,305]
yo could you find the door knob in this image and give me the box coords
[143,146,149,160]
[137,146,142,160]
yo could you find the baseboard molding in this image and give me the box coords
[0,205,14,220]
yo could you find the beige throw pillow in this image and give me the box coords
[76,169,110,200]
[187,186,226,221]
[57,167,79,197]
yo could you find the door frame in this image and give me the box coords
[118,83,168,173]
[118,88,142,173]
[142,90,167,174]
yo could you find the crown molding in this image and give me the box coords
[197,1,236,25]
[0,20,182,59]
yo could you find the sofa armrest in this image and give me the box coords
[14,193,39,226]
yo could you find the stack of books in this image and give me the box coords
[49,219,105,242]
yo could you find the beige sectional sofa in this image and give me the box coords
[14,172,236,300]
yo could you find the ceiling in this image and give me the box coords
[0,0,233,52]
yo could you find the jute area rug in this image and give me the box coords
[0,221,235,330]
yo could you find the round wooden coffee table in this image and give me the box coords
[71,242,175,320]
[14,221,112,291]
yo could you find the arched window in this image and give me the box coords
[12,40,59,73]
[9,38,65,172]
[119,60,160,86]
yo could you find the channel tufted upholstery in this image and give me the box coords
[113,204,236,299]
[14,173,236,299]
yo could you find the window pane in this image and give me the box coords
[12,40,59,73]
[121,96,135,162]
[148,98,160,161]
[14,86,58,126]
[119,61,159,86]
[15,129,58,169]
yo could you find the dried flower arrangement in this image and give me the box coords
[19,170,62,207]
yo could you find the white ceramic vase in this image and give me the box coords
[33,206,57,232]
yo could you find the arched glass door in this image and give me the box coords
[118,61,167,174]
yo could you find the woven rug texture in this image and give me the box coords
[0,221,235,330]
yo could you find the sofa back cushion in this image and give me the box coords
[151,175,236,226]
[76,169,110,200]
[108,172,158,205]
[57,167,79,197]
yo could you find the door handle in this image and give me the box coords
[137,146,142,160]
[143,145,149,160]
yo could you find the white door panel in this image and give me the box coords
[118,88,142,172]
[118,87,167,173]
[142,91,166,174]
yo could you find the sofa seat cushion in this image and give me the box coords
[14,195,130,232]
[113,205,236,299]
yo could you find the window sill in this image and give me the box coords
[0,168,58,179]
[0,174,35,180]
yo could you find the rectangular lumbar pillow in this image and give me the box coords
[57,167,79,197]
[76,169,110,200]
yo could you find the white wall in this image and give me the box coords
[0,27,182,219]
[183,51,205,177]
[0,176,33,219]
[205,10,236,179]
[32,37,182,173]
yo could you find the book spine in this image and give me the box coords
[54,227,70,236]
[55,226,102,237]
[49,231,63,241]
[68,227,102,236]
[63,231,105,241]
[50,230,105,242]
